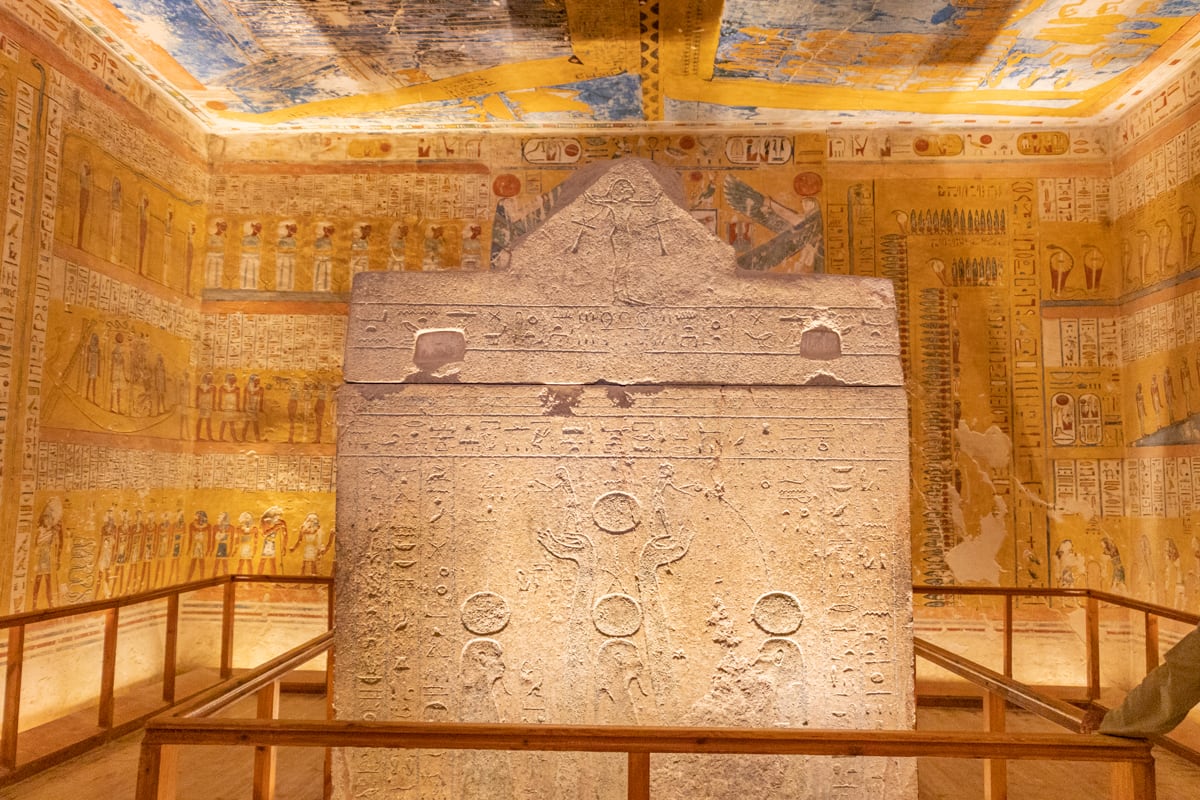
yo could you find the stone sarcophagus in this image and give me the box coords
[335,159,914,798]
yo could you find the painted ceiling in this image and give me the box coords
[56,0,1200,131]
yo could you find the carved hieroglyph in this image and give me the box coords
[335,159,915,798]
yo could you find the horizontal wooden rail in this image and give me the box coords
[915,637,1085,731]
[174,631,334,719]
[912,584,1200,627]
[913,581,1200,774]
[141,718,1154,762]
[0,574,334,630]
[0,574,333,788]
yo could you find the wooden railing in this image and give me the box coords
[134,628,1158,800]
[914,585,1200,689]
[913,584,1200,770]
[16,581,1196,798]
[0,573,332,784]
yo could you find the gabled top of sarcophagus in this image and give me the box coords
[344,158,901,388]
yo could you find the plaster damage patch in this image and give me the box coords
[945,422,1012,585]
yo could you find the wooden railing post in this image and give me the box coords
[1111,759,1156,800]
[99,607,119,728]
[983,690,1008,800]
[1002,594,1013,678]
[220,580,236,679]
[163,594,179,703]
[2,625,25,770]
[324,646,335,800]
[1143,612,1159,674]
[326,583,334,630]
[135,740,178,800]
[628,751,650,800]
[253,680,281,800]
[1085,595,1101,700]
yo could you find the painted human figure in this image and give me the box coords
[313,385,328,443]
[350,222,371,277]
[85,333,101,403]
[211,512,232,577]
[313,223,334,291]
[1164,368,1179,423]
[1166,538,1186,609]
[185,510,211,581]
[76,161,91,247]
[1157,219,1174,274]
[291,513,328,575]
[108,177,123,263]
[258,507,287,574]
[153,354,168,415]
[242,374,265,442]
[1150,375,1164,427]
[239,221,263,289]
[97,509,117,599]
[275,222,298,290]
[130,335,151,417]
[1183,360,1195,415]
[217,373,241,442]
[137,194,150,275]
[138,509,156,590]
[126,510,144,594]
[387,222,408,270]
[1055,538,1084,592]
[1102,536,1127,593]
[184,222,196,295]
[461,224,483,270]
[109,333,128,414]
[153,511,172,588]
[1139,534,1158,604]
[162,206,174,279]
[287,382,300,443]
[234,512,258,574]
[1135,382,1147,436]
[167,510,186,585]
[114,510,131,594]
[195,372,216,440]
[422,224,446,270]
[31,499,64,609]
[204,220,228,288]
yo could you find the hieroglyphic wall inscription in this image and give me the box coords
[346,294,902,387]
[336,385,913,798]
[335,159,914,798]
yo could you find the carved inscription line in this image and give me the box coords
[341,455,907,463]
[347,411,908,421]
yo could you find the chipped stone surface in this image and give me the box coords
[344,159,902,388]
[334,159,914,798]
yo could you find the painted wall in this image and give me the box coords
[0,5,341,626]
[4,0,1200,731]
